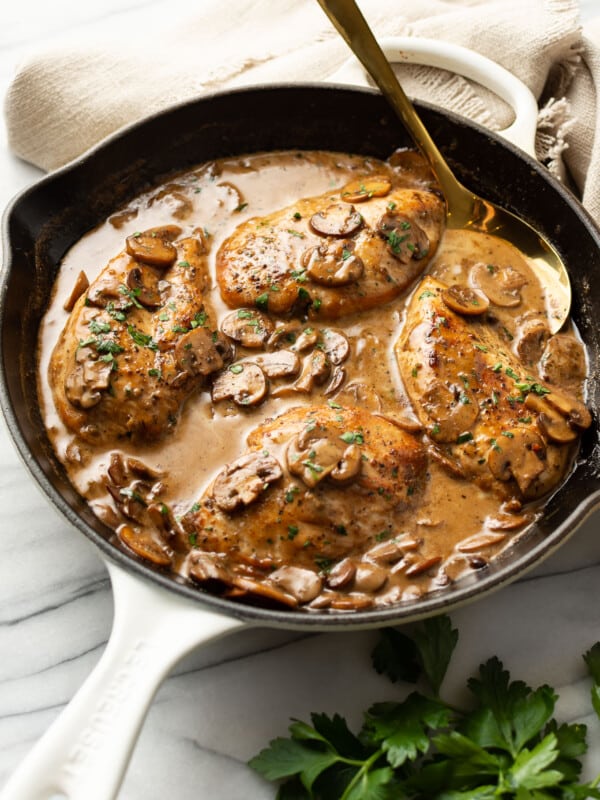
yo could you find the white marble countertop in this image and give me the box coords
[2,2,600,799]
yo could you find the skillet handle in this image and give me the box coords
[329,36,538,157]
[0,561,245,800]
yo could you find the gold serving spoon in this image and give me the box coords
[317,0,571,333]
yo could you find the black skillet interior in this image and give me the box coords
[2,84,600,629]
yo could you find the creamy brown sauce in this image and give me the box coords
[38,150,589,611]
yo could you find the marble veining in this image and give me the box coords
[1,1,600,798]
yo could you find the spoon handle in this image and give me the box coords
[316,0,463,194]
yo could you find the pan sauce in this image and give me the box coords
[38,150,589,611]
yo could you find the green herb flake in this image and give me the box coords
[287,525,299,540]
[229,364,244,374]
[340,431,364,445]
[457,431,473,444]
[255,292,269,310]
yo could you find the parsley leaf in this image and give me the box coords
[250,617,600,800]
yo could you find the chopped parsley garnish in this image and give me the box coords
[127,325,158,350]
[456,431,473,444]
[286,229,305,238]
[287,525,299,540]
[419,289,435,300]
[255,292,269,310]
[118,284,144,309]
[340,431,364,445]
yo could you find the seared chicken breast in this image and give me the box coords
[216,174,444,319]
[49,226,232,444]
[395,276,591,500]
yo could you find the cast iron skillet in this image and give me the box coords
[2,84,600,799]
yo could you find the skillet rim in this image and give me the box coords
[2,81,600,631]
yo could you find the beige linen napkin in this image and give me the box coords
[3,0,600,222]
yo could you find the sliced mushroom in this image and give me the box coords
[226,576,298,608]
[457,531,507,552]
[211,362,267,406]
[309,203,363,238]
[220,308,274,348]
[303,240,364,286]
[286,424,362,488]
[188,552,231,591]
[404,555,442,577]
[471,262,526,307]
[321,329,350,365]
[544,390,592,431]
[126,265,162,308]
[366,538,406,563]
[324,365,346,396]
[292,327,320,352]
[487,428,546,494]
[514,316,550,366]
[485,513,530,531]
[268,566,322,604]
[442,284,489,316]
[377,212,429,262]
[422,382,479,442]
[267,321,303,350]
[126,226,180,268]
[540,334,587,388]
[118,524,172,567]
[244,350,300,379]
[294,350,331,393]
[64,357,113,409]
[327,558,356,589]
[340,175,392,203]
[353,562,387,593]
[175,327,233,377]
[63,270,90,312]
[212,451,283,512]
[524,393,579,443]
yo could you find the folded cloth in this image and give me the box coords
[3,0,600,223]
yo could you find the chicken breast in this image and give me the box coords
[49,226,232,444]
[149,404,426,606]
[395,276,591,500]
[216,174,444,319]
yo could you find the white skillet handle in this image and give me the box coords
[0,562,245,800]
[329,36,539,157]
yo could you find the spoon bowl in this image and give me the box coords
[317,0,571,333]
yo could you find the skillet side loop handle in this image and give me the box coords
[329,36,538,157]
[0,562,245,800]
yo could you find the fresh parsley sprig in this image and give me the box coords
[249,616,600,799]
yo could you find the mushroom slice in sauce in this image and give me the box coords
[544,391,592,431]
[442,284,489,316]
[126,265,162,308]
[514,316,551,366]
[211,362,267,406]
[293,350,331,393]
[422,383,479,442]
[63,270,90,312]
[487,428,546,493]
[540,334,587,389]
[524,392,581,443]
[286,423,362,488]
[64,357,113,409]
[471,262,527,307]
[377,212,429,262]
[267,566,322,604]
[220,308,274,348]
[303,240,364,286]
[175,328,232,376]
[340,175,392,203]
[321,329,350,365]
[125,225,181,268]
[118,524,172,567]
[309,203,363,238]
[244,350,300,379]
[188,552,231,591]
[212,451,283,512]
